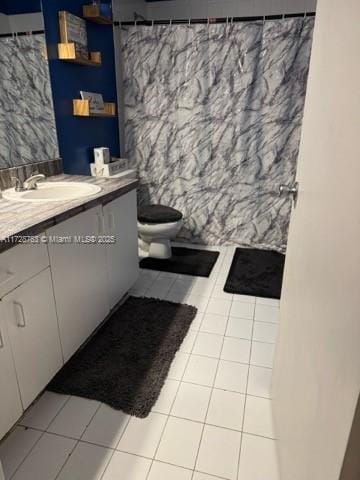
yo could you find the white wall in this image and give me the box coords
[0,12,43,35]
[146,0,317,20]
[0,13,10,33]
[9,13,43,32]
[113,0,317,22]
[112,0,147,22]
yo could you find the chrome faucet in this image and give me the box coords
[23,174,46,190]
[11,176,25,192]
[11,173,46,192]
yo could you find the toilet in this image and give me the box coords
[138,204,183,259]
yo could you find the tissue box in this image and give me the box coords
[94,147,110,165]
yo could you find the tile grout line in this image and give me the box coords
[188,250,230,480]
[236,297,258,480]
[9,394,73,480]
[190,289,234,480]
[141,250,276,478]
[184,332,276,354]
[146,248,255,479]
[143,272,178,299]
[189,331,220,479]
[18,394,69,431]
[143,312,203,480]
[9,430,48,480]
[132,270,161,295]
[98,412,133,480]
[186,331,277,346]
[53,400,103,480]
[168,351,270,368]
[143,250,228,480]
[14,416,278,460]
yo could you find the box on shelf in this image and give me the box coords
[94,147,110,165]
[110,157,128,170]
[59,11,88,60]
[90,158,135,178]
[83,3,113,22]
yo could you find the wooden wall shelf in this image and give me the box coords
[73,99,116,117]
[58,43,102,66]
[83,5,113,25]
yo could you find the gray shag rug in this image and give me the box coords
[48,296,197,417]
[140,247,220,277]
[224,248,285,299]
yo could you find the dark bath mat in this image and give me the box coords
[140,247,220,277]
[224,248,285,299]
[48,296,197,418]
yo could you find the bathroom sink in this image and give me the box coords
[2,182,102,203]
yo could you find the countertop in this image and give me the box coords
[0,174,138,253]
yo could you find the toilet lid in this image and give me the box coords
[138,204,183,224]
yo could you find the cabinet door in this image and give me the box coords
[47,206,109,362]
[103,190,139,309]
[3,268,63,410]
[0,304,23,439]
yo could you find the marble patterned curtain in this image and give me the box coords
[121,18,314,251]
[0,34,59,169]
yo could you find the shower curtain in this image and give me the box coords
[121,18,314,251]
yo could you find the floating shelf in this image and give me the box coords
[73,99,116,117]
[83,5,113,25]
[58,43,102,66]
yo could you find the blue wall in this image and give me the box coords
[1,0,41,14]
[42,0,120,175]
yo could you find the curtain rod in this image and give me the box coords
[115,11,315,27]
[0,29,44,39]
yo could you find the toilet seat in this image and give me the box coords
[138,204,183,224]
[138,205,183,259]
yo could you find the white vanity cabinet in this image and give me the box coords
[2,268,63,410]
[47,205,110,362]
[0,241,62,435]
[0,304,23,439]
[103,190,139,309]
[0,186,139,440]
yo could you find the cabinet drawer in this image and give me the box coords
[0,241,49,299]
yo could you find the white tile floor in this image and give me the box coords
[0,245,280,480]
